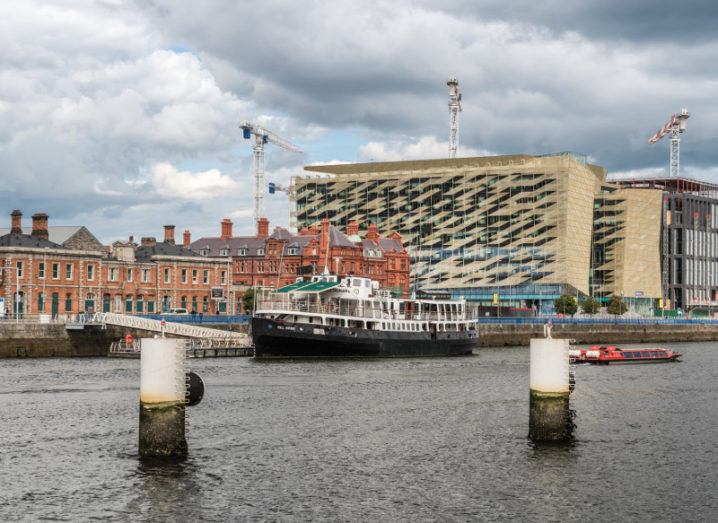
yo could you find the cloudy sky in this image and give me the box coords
[1,0,717,241]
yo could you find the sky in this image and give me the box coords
[1,0,717,242]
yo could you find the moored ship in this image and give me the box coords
[251,274,480,359]
[569,345,682,364]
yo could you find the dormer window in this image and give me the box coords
[219,248,228,256]
[287,247,298,255]
[257,248,265,256]
[200,248,210,256]
[238,248,247,256]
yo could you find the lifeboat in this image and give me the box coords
[569,345,681,364]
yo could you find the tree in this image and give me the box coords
[607,295,628,316]
[554,294,578,316]
[242,289,255,314]
[581,297,601,314]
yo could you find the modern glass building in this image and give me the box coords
[293,153,662,312]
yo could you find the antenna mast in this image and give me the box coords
[447,76,462,158]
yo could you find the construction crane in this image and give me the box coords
[447,76,462,158]
[239,120,303,225]
[649,109,690,178]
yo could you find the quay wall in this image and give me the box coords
[0,323,248,358]
[1,321,717,358]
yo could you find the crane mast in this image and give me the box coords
[239,120,303,225]
[649,109,690,179]
[447,76,462,158]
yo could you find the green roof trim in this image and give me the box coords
[297,281,340,293]
[276,281,314,293]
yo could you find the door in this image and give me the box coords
[84,295,95,314]
[51,293,59,316]
[103,294,110,313]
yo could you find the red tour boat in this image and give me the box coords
[569,345,682,364]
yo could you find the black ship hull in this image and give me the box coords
[252,317,479,359]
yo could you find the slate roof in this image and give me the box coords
[135,242,200,261]
[0,233,64,249]
[191,226,403,257]
[0,226,82,245]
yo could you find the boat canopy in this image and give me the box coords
[276,281,314,293]
[276,280,340,293]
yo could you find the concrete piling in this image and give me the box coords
[529,334,573,442]
[139,338,187,459]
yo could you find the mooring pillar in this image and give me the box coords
[139,338,187,459]
[529,334,572,442]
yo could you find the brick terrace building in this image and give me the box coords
[0,211,230,317]
[190,217,410,311]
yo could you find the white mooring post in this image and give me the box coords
[529,326,573,442]
[139,338,187,459]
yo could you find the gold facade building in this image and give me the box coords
[293,153,662,312]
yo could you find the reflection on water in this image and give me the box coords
[0,342,716,521]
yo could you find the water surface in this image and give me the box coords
[1,342,716,521]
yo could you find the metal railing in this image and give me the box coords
[257,299,472,322]
[95,312,252,345]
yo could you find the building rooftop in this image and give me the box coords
[0,233,64,249]
[609,175,718,195]
[304,152,600,177]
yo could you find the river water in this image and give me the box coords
[1,341,716,522]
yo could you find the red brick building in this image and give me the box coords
[0,211,230,317]
[190,217,411,312]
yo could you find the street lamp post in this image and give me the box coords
[0,265,21,323]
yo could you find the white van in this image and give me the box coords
[162,308,189,315]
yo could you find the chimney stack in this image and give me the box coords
[183,230,191,248]
[31,213,49,241]
[141,237,157,247]
[10,210,22,235]
[346,221,359,236]
[257,217,269,239]
[221,218,233,240]
[164,225,175,245]
[319,218,330,251]
[365,222,379,241]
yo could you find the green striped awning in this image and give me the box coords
[275,281,340,293]
[276,281,314,293]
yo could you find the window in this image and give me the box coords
[164,267,170,283]
[141,269,150,283]
[203,270,209,284]
[192,269,198,284]
[109,267,118,281]
[181,269,188,283]
[238,248,247,256]
[257,248,265,256]
[221,271,227,285]
[200,248,210,256]
[38,262,45,279]
[219,248,228,256]
[16,261,23,278]
[65,263,73,280]
[87,264,95,281]
[288,247,299,256]
[127,268,133,282]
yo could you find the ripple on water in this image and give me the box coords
[0,343,716,521]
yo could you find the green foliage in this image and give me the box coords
[607,295,628,316]
[242,288,255,314]
[554,294,578,316]
[581,297,601,314]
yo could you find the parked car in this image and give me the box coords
[162,308,189,315]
